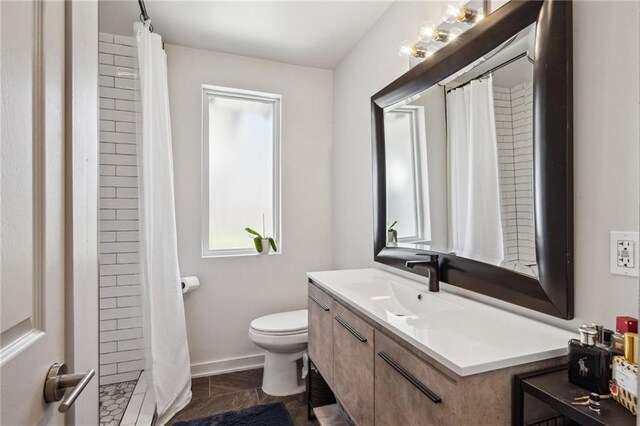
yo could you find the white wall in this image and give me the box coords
[332,1,639,331]
[166,44,333,375]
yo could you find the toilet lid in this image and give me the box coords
[250,309,308,334]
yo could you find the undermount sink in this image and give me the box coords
[338,280,463,317]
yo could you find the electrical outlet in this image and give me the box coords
[610,231,639,277]
[617,240,634,267]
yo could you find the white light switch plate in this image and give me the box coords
[610,231,640,277]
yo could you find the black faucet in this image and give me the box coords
[406,254,440,292]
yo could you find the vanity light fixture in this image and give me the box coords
[401,2,482,61]
[399,41,438,59]
[399,40,427,58]
[449,27,463,40]
[442,3,483,25]
[432,27,450,42]
[418,21,462,44]
[425,45,438,58]
[417,21,436,42]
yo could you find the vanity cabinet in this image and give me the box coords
[308,284,334,387]
[308,279,567,426]
[333,302,374,425]
[374,332,458,426]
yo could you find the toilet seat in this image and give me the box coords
[250,309,307,336]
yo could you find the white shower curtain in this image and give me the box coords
[135,21,192,424]
[447,77,504,264]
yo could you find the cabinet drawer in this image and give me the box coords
[308,284,334,387]
[375,331,459,426]
[333,302,374,425]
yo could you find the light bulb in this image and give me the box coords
[442,3,461,24]
[449,27,463,41]
[426,45,438,58]
[417,21,436,42]
[432,28,449,42]
[399,40,415,57]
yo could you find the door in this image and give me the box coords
[332,302,374,425]
[307,284,334,387]
[0,0,66,423]
[0,1,99,424]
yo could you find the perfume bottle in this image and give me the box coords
[568,326,610,394]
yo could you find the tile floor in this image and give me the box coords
[168,368,318,425]
[99,372,155,426]
[119,371,156,426]
[99,380,138,426]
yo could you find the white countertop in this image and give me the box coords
[307,268,576,376]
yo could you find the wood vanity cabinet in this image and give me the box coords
[308,284,334,387]
[374,332,458,426]
[307,282,564,425]
[333,302,374,425]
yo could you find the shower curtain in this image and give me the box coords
[447,77,504,264]
[135,21,192,424]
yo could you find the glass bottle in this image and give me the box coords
[568,326,610,394]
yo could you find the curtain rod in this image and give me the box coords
[138,0,150,21]
[137,0,155,33]
[446,51,533,93]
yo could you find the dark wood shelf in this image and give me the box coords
[514,366,635,426]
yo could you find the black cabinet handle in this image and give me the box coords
[334,315,367,342]
[378,351,441,403]
[308,294,329,311]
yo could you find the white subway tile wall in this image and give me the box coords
[511,82,535,265]
[494,82,536,275]
[494,86,519,263]
[99,32,145,386]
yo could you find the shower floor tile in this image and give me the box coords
[100,380,138,426]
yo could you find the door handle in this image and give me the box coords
[44,363,96,412]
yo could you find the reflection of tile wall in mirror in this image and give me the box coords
[512,82,535,266]
[494,86,517,263]
[493,81,537,277]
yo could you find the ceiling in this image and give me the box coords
[99,0,393,69]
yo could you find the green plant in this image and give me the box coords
[245,227,277,253]
[388,220,397,241]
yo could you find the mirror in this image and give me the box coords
[372,1,573,319]
[384,23,538,277]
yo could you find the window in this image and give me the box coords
[384,105,431,244]
[202,85,281,257]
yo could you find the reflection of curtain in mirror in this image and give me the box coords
[447,77,504,264]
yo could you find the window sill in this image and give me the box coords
[201,251,282,259]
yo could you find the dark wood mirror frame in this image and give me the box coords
[371,0,573,319]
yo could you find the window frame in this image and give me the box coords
[385,105,426,243]
[201,84,282,258]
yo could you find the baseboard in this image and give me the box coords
[190,353,265,378]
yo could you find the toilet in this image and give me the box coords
[249,309,308,396]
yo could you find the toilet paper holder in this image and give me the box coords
[181,276,200,294]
